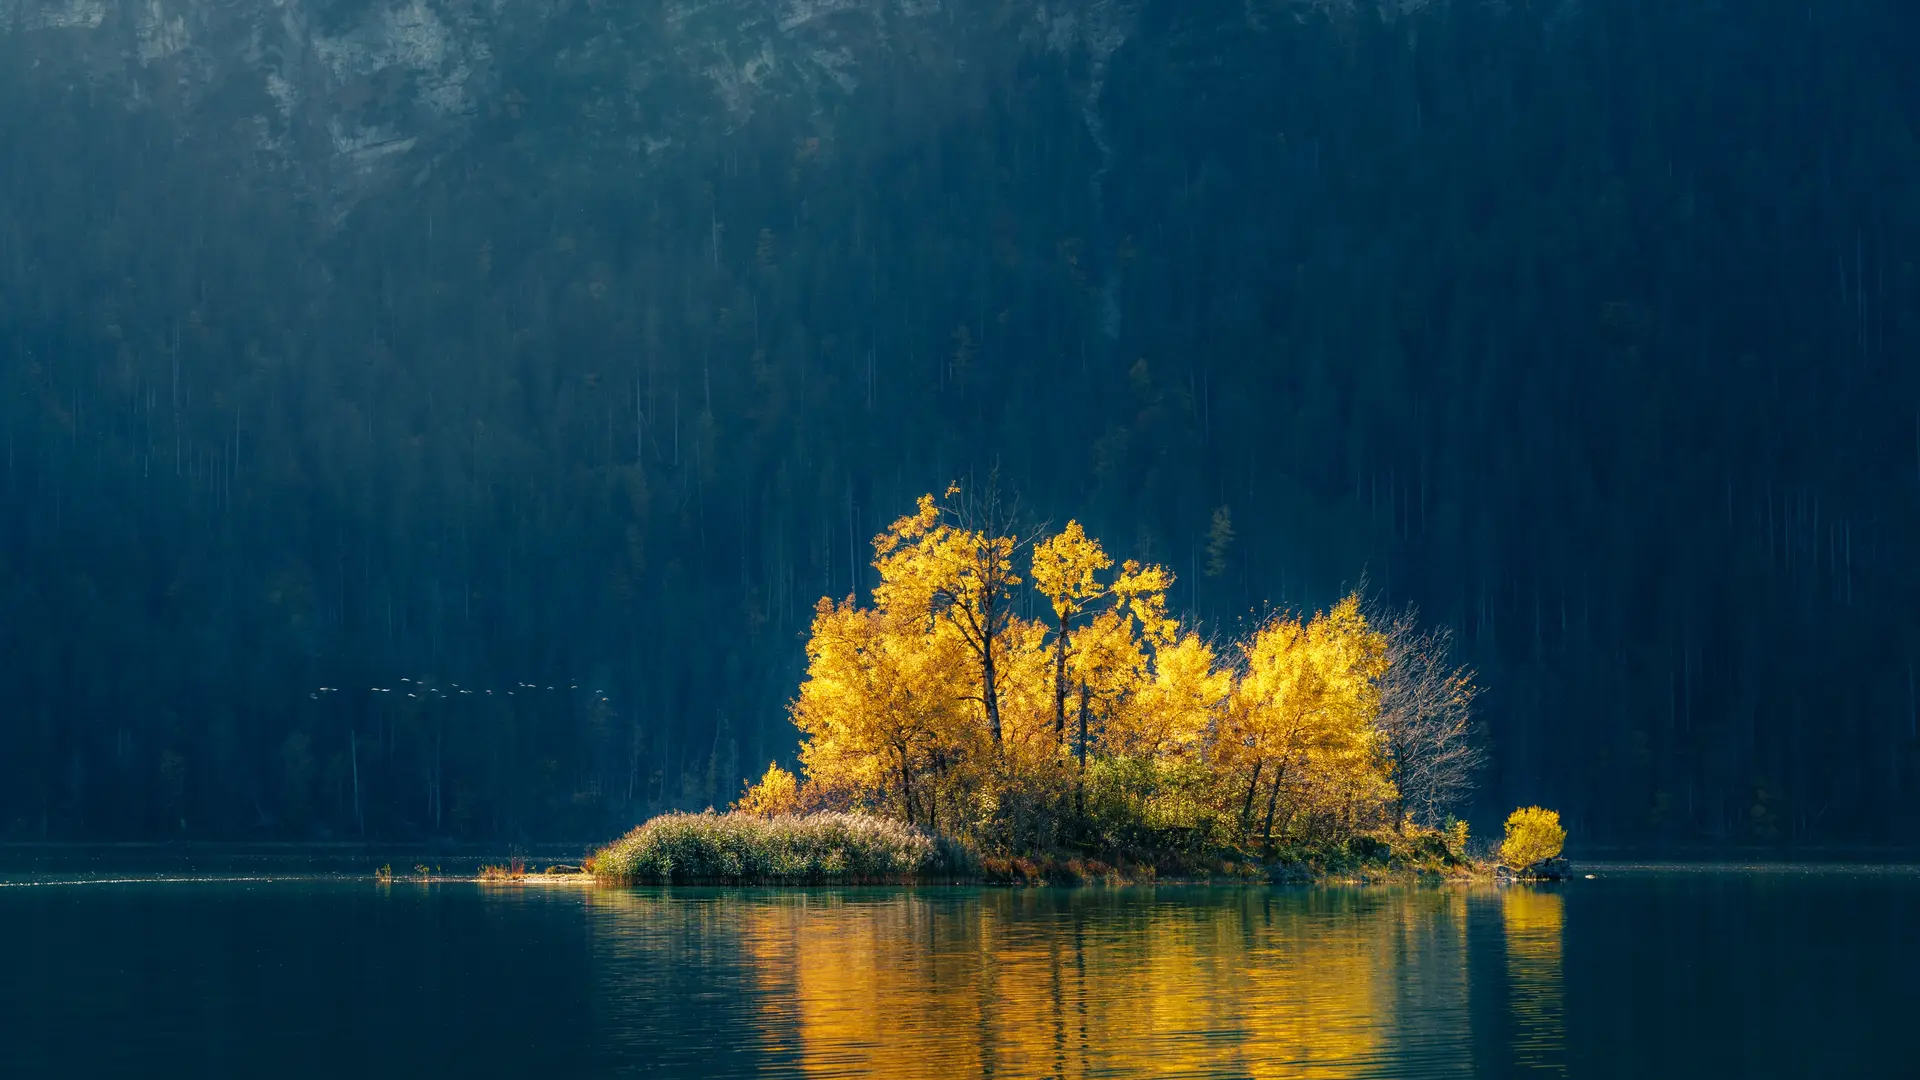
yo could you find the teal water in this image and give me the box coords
[2,864,1913,1077]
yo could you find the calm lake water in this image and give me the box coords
[2,861,1914,1077]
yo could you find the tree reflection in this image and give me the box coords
[656,888,1484,1078]
[1501,887,1566,1073]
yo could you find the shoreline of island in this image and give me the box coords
[439,808,1569,889]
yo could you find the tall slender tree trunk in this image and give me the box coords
[1076,679,1091,819]
[1054,611,1071,743]
[982,617,1003,745]
[929,755,941,836]
[1391,740,1407,833]
[1261,763,1287,850]
[898,744,916,826]
[1240,759,1264,834]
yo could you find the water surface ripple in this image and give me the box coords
[3,865,1912,1077]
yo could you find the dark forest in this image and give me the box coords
[3,0,1917,847]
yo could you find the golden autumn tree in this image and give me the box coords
[871,484,1027,748]
[791,596,973,829]
[1058,607,1146,820]
[1226,595,1388,850]
[1030,521,1175,771]
[1030,521,1112,744]
[735,762,801,817]
[777,488,1471,863]
[1121,631,1230,760]
[1075,624,1231,850]
[1291,597,1395,838]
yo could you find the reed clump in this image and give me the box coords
[478,857,527,881]
[592,811,973,884]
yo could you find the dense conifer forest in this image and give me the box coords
[2,0,1916,845]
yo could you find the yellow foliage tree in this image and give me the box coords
[783,490,1477,860]
[1121,631,1230,758]
[1226,595,1389,849]
[1030,520,1113,743]
[735,762,801,817]
[1028,525,1177,826]
[791,597,973,829]
[871,485,1025,747]
[1500,807,1567,870]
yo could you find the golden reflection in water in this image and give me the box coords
[577,888,1480,1079]
[1501,887,1566,1073]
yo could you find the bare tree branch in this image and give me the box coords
[1371,602,1486,829]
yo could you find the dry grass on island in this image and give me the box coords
[458,803,1562,888]
[573,805,1546,888]
[475,857,592,883]
[590,811,974,885]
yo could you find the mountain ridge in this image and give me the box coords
[2,0,1166,223]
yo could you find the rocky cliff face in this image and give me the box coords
[1,0,1155,223]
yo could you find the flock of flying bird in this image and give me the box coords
[308,680,612,702]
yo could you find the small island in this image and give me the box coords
[530,487,1568,888]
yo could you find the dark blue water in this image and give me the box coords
[2,863,1913,1077]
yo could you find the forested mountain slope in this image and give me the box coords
[3,0,1916,845]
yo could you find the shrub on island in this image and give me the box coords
[592,810,974,884]
[1499,806,1567,875]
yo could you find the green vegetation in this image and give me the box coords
[592,812,974,885]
